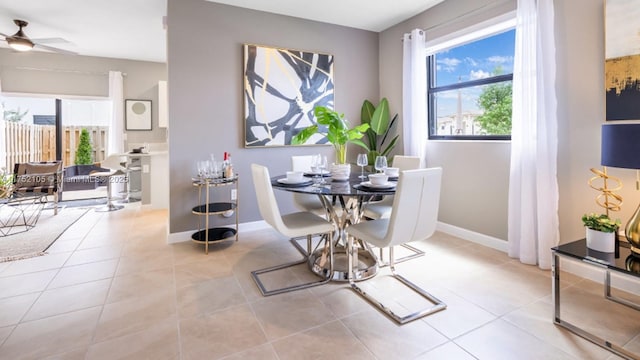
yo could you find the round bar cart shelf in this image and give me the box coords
[191,175,239,254]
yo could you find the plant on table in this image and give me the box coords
[75,128,93,165]
[291,106,369,164]
[581,213,620,233]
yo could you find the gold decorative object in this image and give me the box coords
[588,167,623,217]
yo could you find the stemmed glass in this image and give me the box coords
[311,154,321,186]
[374,156,388,173]
[357,153,368,179]
[317,155,328,185]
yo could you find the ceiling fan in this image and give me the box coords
[0,19,77,55]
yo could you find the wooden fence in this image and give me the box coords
[3,122,109,171]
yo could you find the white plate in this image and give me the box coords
[277,178,311,185]
[360,181,396,189]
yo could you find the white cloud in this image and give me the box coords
[487,55,513,64]
[464,57,479,67]
[437,57,461,72]
[470,70,491,80]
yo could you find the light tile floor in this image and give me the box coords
[0,205,637,359]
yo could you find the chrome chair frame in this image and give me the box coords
[250,164,335,296]
[346,168,446,324]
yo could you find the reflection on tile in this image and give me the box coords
[1,252,71,277]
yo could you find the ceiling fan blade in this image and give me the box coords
[32,37,70,44]
[35,43,78,56]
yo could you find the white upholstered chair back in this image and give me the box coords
[251,164,289,235]
[383,167,442,248]
[392,155,420,171]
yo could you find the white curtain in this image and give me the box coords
[108,71,124,156]
[402,29,427,167]
[508,0,559,269]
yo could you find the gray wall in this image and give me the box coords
[166,0,379,234]
[0,48,168,145]
[380,0,638,244]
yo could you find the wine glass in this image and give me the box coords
[311,154,321,186]
[357,153,368,179]
[374,156,388,173]
[317,155,328,185]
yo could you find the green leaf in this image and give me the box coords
[380,135,399,156]
[361,100,375,124]
[291,125,319,145]
[370,98,390,136]
[350,139,369,150]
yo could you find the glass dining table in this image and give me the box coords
[271,171,397,281]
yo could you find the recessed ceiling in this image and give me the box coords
[0,0,443,63]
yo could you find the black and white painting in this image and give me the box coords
[244,44,334,147]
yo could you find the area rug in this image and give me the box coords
[0,207,89,262]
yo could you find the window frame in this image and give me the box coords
[426,15,515,141]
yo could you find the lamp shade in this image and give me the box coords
[601,123,640,169]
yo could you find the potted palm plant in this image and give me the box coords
[582,213,620,252]
[360,98,399,166]
[292,106,369,178]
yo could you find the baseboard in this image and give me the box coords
[167,220,270,244]
[436,221,508,252]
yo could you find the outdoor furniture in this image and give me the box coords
[13,161,63,215]
[63,164,109,191]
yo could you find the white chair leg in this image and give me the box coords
[252,232,334,296]
[349,245,446,324]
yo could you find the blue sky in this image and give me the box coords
[433,29,515,117]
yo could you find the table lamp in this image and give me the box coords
[601,123,640,257]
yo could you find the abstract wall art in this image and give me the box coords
[243,44,334,147]
[125,99,152,130]
[605,0,640,121]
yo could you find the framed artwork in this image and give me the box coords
[243,43,334,147]
[125,99,152,130]
[605,0,640,121]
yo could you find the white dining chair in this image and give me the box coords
[363,155,420,220]
[250,163,335,296]
[345,167,446,324]
[363,155,423,265]
[291,155,327,216]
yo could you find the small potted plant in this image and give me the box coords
[0,167,14,199]
[292,106,369,179]
[582,213,620,252]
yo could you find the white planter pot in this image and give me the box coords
[585,227,615,253]
[330,163,351,181]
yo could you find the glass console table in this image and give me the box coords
[552,238,640,360]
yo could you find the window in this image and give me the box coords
[427,20,515,140]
